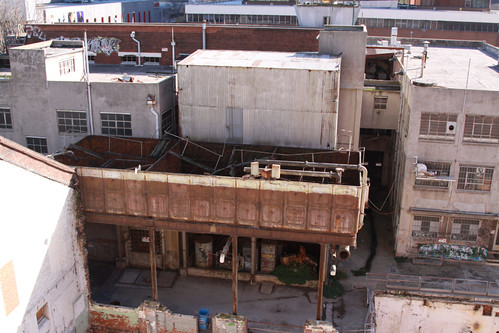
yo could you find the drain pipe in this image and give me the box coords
[171,28,176,71]
[130,31,142,66]
[147,96,159,139]
[83,31,94,135]
[202,20,206,50]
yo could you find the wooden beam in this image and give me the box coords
[85,212,356,246]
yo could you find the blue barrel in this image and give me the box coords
[198,308,210,330]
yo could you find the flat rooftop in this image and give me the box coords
[405,46,499,91]
[88,64,173,84]
[178,50,341,71]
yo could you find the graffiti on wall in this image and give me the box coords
[87,37,121,56]
[25,25,46,41]
[418,243,488,262]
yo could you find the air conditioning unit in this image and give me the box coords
[446,121,457,134]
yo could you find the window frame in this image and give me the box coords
[56,110,88,134]
[463,115,499,144]
[26,136,48,154]
[100,112,132,137]
[412,215,440,239]
[419,113,457,141]
[0,107,12,129]
[451,218,479,242]
[414,160,452,190]
[58,57,75,76]
[457,165,494,192]
[374,96,388,110]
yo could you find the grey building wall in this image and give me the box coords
[319,26,367,150]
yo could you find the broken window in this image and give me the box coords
[57,110,88,134]
[451,219,479,242]
[0,107,12,129]
[463,115,499,144]
[414,161,451,189]
[130,229,162,254]
[26,136,48,154]
[100,113,132,137]
[58,58,75,76]
[412,215,440,238]
[36,303,49,328]
[457,165,493,192]
[419,113,457,141]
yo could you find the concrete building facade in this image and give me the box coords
[0,40,175,154]
[0,136,88,333]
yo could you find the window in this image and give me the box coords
[36,303,49,328]
[130,229,162,253]
[412,215,440,238]
[101,113,132,137]
[374,96,388,110]
[0,107,12,129]
[87,55,95,63]
[143,56,160,64]
[457,165,494,192]
[419,113,457,141]
[59,58,75,76]
[56,110,88,134]
[121,55,137,64]
[463,115,499,144]
[451,218,479,241]
[26,137,48,154]
[323,16,331,26]
[415,161,451,189]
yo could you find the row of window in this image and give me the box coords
[186,14,298,25]
[412,215,480,242]
[359,18,499,33]
[419,113,499,144]
[416,161,494,192]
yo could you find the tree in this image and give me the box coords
[0,0,26,54]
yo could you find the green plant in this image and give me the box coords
[395,256,409,263]
[351,267,366,276]
[323,279,345,299]
[272,264,314,285]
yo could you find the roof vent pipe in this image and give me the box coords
[202,20,206,50]
[130,31,142,66]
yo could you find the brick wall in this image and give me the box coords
[25,24,320,66]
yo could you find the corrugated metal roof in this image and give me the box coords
[178,50,341,71]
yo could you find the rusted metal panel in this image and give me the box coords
[78,167,364,240]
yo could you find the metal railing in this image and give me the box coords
[366,273,499,298]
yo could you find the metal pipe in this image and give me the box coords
[149,228,158,301]
[171,29,176,71]
[149,106,159,139]
[232,235,238,315]
[243,167,339,179]
[182,231,188,269]
[130,31,142,66]
[219,237,231,263]
[83,31,94,135]
[202,20,207,50]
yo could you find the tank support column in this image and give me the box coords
[149,228,158,301]
[316,243,327,320]
[232,235,238,315]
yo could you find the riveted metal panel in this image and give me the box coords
[331,209,357,234]
[81,176,105,212]
[191,185,213,221]
[283,187,308,230]
[236,187,259,226]
[145,181,168,218]
[307,192,332,232]
[260,184,284,228]
[125,180,147,216]
[168,182,190,220]
[213,186,236,224]
[104,178,126,213]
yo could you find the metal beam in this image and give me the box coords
[149,228,158,301]
[232,235,238,315]
[251,237,256,277]
[243,167,338,179]
[85,212,356,245]
[181,231,188,269]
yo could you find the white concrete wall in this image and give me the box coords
[0,160,88,333]
[295,5,360,27]
[374,293,499,332]
[45,49,85,82]
[361,89,400,130]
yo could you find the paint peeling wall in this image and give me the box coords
[0,160,88,333]
[374,292,499,332]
